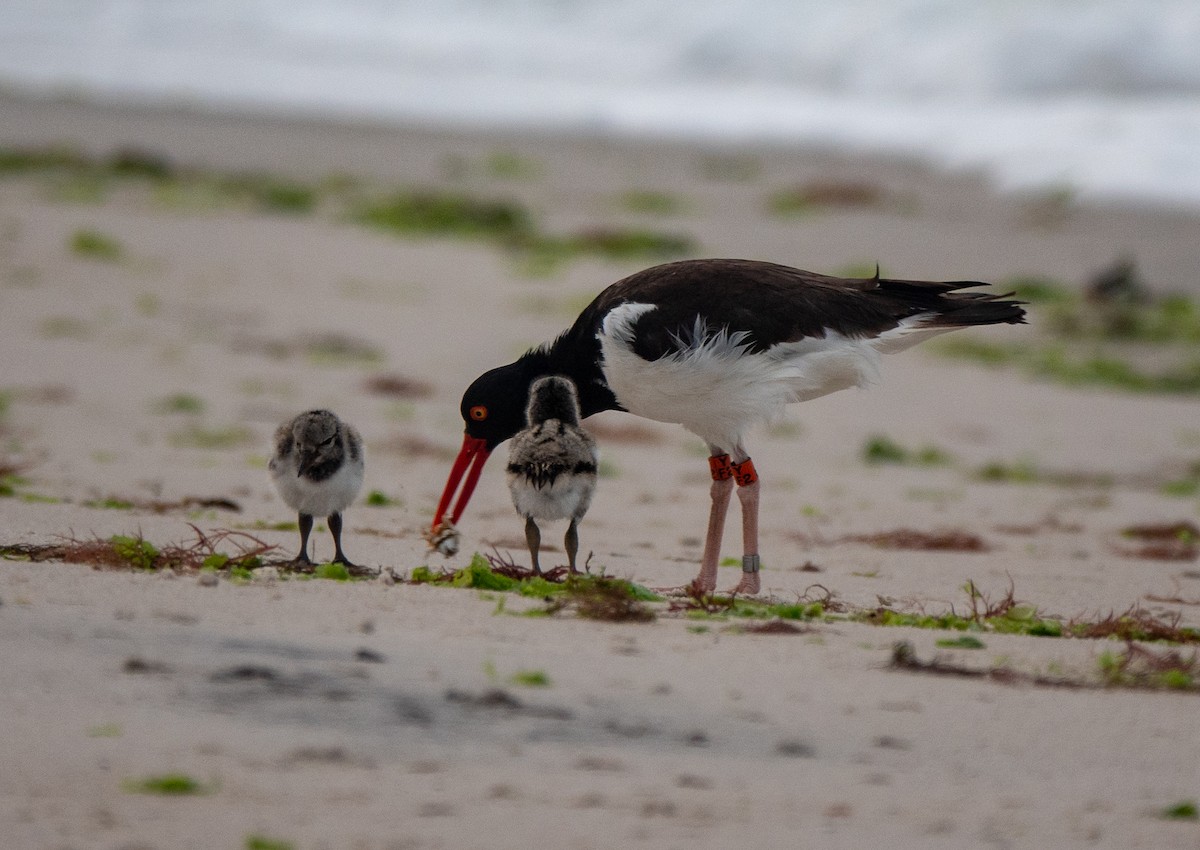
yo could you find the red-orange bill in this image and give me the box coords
[432,434,491,529]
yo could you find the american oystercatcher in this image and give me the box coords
[505,375,599,574]
[270,409,364,566]
[432,259,1024,594]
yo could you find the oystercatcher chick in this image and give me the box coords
[505,376,599,574]
[433,259,1024,595]
[269,409,364,567]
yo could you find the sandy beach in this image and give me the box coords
[2,92,1200,849]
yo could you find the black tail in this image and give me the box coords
[926,288,1026,328]
[875,276,1026,328]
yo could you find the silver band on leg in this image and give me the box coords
[742,554,761,573]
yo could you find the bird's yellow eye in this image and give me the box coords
[469,405,488,421]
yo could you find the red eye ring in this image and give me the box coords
[469,405,488,421]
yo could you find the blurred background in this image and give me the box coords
[1,0,1198,209]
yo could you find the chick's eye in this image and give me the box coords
[469,405,488,422]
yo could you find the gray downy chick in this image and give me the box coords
[269,409,364,566]
[505,376,598,573]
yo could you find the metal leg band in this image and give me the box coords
[742,554,761,573]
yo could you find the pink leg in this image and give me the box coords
[694,473,735,592]
[671,453,734,593]
[727,458,761,595]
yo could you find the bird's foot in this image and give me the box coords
[724,574,761,596]
[333,555,359,570]
[654,576,716,597]
[282,554,316,575]
[720,553,762,596]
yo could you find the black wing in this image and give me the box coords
[567,258,1023,361]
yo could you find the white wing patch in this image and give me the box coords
[872,312,957,353]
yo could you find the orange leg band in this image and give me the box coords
[731,458,758,486]
[708,454,733,481]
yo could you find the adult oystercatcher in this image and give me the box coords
[432,259,1024,594]
[505,375,599,574]
[270,409,364,567]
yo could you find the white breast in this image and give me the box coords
[508,472,596,522]
[270,454,364,517]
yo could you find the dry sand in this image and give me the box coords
[2,93,1200,849]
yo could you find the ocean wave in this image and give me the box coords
[0,0,1197,207]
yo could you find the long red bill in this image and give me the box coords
[432,434,491,529]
